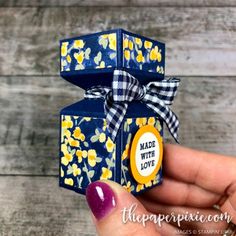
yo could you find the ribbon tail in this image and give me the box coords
[146,99,179,143]
[146,78,180,105]
[104,92,128,141]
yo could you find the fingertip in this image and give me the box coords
[86,180,160,236]
[86,181,117,221]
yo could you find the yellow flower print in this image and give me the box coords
[61,153,73,166]
[60,167,64,177]
[100,167,112,180]
[64,139,69,145]
[61,144,68,155]
[148,117,155,126]
[123,38,129,49]
[150,46,158,60]
[64,178,74,186]
[124,50,130,60]
[106,137,115,153]
[72,163,81,177]
[153,175,160,185]
[142,118,147,125]
[73,127,85,141]
[64,129,71,139]
[62,120,73,129]
[76,150,83,163]
[103,119,107,131]
[101,34,109,39]
[66,54,71,63]
[135,37,142,46]
[99,132,106,143]
[150,46,162,62]
[69,138,80,147]
[61,42,68,57]
[127,118,132,125]
[108,33,116,51]
[61,60,67,67]
[156,121,162,132]
[61,157,68,166]
[99,61,105,68]
[144,41,153,49]
[82,150,87,158]
[145,180,152,188]
[136,183,144,192]
[87,149,97,167]
[136,118,147,127]
[76,150,88,163]
[74,51,84,64]
[124,181,132,192]
[122,143,130,160]
[76,149,87,163]
[74,39,85,49]
[73,127,81,139]
[136,50,145,63]
[65,153,73,162]
[65,116,72,121]
[128,40,133,50]
[84,117,91,121]
[136,118,141,126]
[79,133,85,141]
[156,51,162,62]
[62,116,74,129]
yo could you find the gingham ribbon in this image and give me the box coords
[85,69,180,142]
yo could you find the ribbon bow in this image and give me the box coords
[85,70,180,142]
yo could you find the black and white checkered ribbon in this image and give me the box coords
[85,69,180,142]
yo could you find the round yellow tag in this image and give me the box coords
[130,125,163,184]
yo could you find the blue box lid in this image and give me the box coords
[60,29,165,90]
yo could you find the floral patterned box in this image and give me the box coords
[59,99,163,195]
[60,29,165,89]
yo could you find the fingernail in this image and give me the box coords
[86,181,116,220]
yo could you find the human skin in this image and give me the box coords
[86,144,236,236]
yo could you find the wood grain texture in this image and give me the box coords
[0,75,235,176]
[0,4,236,234]
[0,7,236,76]
[0,176,96,236]
[1,0,236,7]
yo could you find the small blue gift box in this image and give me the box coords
[60,28,165,89]
[60,99,163,195]
[59,29,179,195]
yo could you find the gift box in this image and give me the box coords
[59,29,180,195]
[60,99,163,195]
[60,28,165,89]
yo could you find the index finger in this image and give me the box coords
[163,144,236,195]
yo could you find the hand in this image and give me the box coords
[85,144,236,236]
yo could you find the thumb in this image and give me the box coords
[85,180,160,236]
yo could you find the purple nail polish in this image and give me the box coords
[86,181,116,220]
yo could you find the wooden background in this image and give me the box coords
[0,1,236,235]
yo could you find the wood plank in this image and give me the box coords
[1,0,236,7]
[0,176,96,236]
[0,7,236,76]
[0,75,235,175]
[0,145,58,176]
